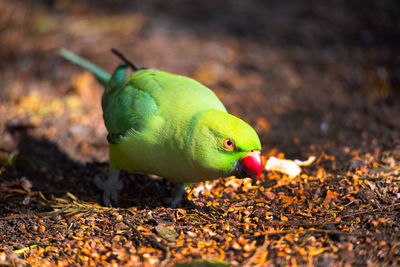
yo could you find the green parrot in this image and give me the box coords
[60,49,262,207]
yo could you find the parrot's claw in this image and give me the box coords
[170,183,188,208]
[94,170,123,207]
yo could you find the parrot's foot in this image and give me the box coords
[94,170,123,207]
[170,183,188,208]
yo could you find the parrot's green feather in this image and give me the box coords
[102,64,159,144]
[105,64,127,143]
[60,49,110,86]
[61,49,261,183]
[110,64,127,86]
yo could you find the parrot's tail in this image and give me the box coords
[60,48,111,87]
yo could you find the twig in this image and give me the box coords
[0,213,33,221]
[242,235,269,267]
[340,202,400,218]
[261,202,400,228]
[13,243,60,254]
[13,245,37,254]
[111,49,139,71]
[327,176,386,182]
[255,228,369,237]
[122,217,170,267]
[262,220,337,227]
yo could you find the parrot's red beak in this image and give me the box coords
[234,150,262,179]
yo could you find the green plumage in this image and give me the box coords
[61,49,261,184]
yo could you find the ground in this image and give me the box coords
[0,0,399,266]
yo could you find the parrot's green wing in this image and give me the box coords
[102,66,159,144]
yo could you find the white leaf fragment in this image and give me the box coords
[294,156,316,166]
[265,157,301,178]
[265,156,316,178]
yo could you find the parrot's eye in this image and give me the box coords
[223,138,235,151]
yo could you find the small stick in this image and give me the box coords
[122,217,170,266]
[262,228,370,237]
[111,48,139,71]
[242,235,269,267]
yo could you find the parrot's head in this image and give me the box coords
[189,109,262,181]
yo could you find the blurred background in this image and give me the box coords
[0,0,399,165]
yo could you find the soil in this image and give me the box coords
[0,0,399,266]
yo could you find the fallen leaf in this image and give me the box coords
[155,225,179,242]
